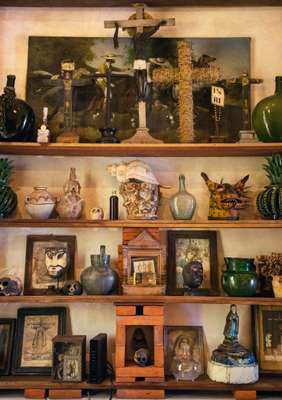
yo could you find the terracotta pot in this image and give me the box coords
[272,275,282,298]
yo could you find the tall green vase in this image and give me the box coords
[252,76,282,142]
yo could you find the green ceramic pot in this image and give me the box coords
[222,257,258,297]
[252,76,282,142]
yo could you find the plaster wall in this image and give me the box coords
[0,5,282,362]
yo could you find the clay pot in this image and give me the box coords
[25,186,56,219]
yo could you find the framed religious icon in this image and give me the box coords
[167,231,218,295]
[52,335,86,382]
[0,319,16,376]
[255,306,282,373]
[24,235,76,295]
[164,326,205,380]
[122,230,166,295]
[12,307,66,375]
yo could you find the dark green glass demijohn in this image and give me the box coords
[252,76,282,142]
[169,175,196,220]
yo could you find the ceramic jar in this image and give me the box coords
[169,175,196,220]
[25,186,56,219]
[252,76,282,142]
[56,168,84,219]
[222,257,258,297]
[272,276,282,298]
[80,246,118,295]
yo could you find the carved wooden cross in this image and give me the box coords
[105,3,175,143]
[152,41,220,143]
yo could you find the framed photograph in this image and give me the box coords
[164,326,205,377]
[12,307,66,375]
[52,335,86,382]
[0,319,16,376]
[24,235,76,295]
[167,230,218,295]
[255,305,282,373]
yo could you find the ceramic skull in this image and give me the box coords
[0,276,22,296]
[62,280,82,296]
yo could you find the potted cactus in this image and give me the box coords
[257,153,282,219]
[0,158,17,218]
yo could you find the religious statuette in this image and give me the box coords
[0,276,22,296]
[208,304,258,384]
[0,75,35,142]
[109,191,119,220]
[45,247,70,295]
[171,334,201,381]
[201,172,249,220]
[105,3,175,143]
[25,186,56,219]
[169,175,196,220]
[0,158,17,219]
[56,168,84,219]
[62,280,83,296]
[80,245,118,295]
[108,160,163,220]
[132,328,150,367]
[90,207,104,221]
[37,107,51,143]
[256,153,282,220]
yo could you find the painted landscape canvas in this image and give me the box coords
[27,36,250,143]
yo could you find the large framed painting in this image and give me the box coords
[24,235,76,295]
[0,319,16,376]
[12,307,67,375]
[167,230,218,295]
[255,306,282,373]
[27,36,250,143]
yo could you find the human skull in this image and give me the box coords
[0,276,22,296]
[62,280,82,296]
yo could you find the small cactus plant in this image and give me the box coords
[0,158,17,218]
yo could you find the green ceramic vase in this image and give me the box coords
[222,257,258,297]
[252,76,282,142]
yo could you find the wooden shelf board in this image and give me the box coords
[0,295,281,305]
[0,218,281,228]
[0,142,282,157]
[1,375,282,391]
[0,0,281,7]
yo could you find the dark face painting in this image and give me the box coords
[27,36,250,143]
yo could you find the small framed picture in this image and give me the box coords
[255,305,282,373]
[167,230,219,295]
[131,256,158,286]
[164,326,205,378]
[0,319,16,376]
[24,235,76,295]
[12,307,67,375]
[52,335,86,382]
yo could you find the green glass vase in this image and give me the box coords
[169,175,196,220]
[252,76,282,142]
[222,257,258,297]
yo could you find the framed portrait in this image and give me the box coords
[0,319,16,376]
[255,305,282,373]
[12,307,66,375]
[52,335,86,382]
[164,326,205,377]
[24,235,76,295]
[167,230,218,295]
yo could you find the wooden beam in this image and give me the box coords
[24,389,46,399]
[233,390,256,400]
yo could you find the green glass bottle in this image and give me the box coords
[169,175,196,220]
[252,76,282,142]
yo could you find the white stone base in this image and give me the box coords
[207,360,259,384]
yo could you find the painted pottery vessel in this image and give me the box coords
[80,246,118,295]
[25,186,56,219]
[252,76,282,142]
[222,257,258,297]
[56,168,84,219]
[170,175,196,220]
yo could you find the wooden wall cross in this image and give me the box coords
[152,41,220,143]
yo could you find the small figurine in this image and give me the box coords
[56,168,84,219]
[37,107,51,144]
[201,172,250,220]
[208,305,258,384]
[90,207,104,221]
[62,280,83,296]
[0,276,22,296]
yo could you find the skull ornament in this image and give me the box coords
[134,348,150,367]
[62,280,82,296]
[0,276,22,296]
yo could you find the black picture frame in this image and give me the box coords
[0,319,16,376]
[12,307,67,376]
[167,230,219,295]
[24,235,76,295]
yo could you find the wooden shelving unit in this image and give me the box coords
[0,142,282,157]
[0,295,280,305]
[0,218,281,228]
